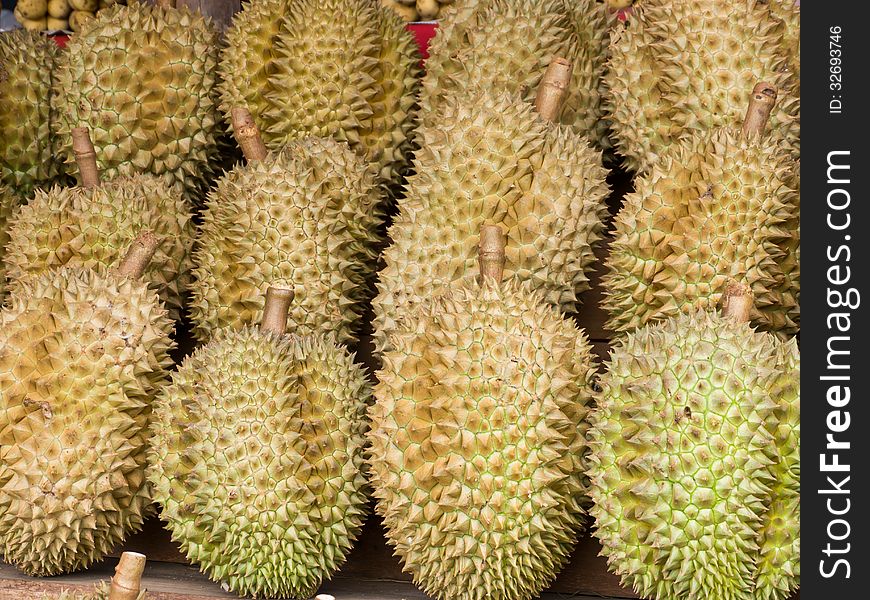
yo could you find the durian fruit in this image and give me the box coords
[0,185,21,294]
[374,58,610,352]
[0,30,61,197]
[368,226,597,600]
[51,552,148,600]
[606,0,800,174]
[53,1,222,199]
[603,83,799,336]
[220,0,422,183]
[149,287,371,600]
[0,233,175,576]
[421,0,612,149]
[190,109,384,345]
[4,128,194,320]
[587,282,800,600]
[766,0,800,82]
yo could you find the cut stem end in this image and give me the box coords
[535,57,573,123]
[261,287,294,335]
[71,127,100,188]
[231,107,269,162]
[720,281,754,323]
[741,82,777,138]
[116,231,160,279]
[479,225,506,283]
[108,552,146,600]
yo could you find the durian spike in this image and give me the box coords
[108,552,146,600]
[156,0,176,8]
[231,107,269,162]
[260,286,295,335]
[741,82,777,138]
[71,127,100,188]
[478,224,506,283]
[720,280,754,323]
[116,231,160,279]
[534,57,573,123]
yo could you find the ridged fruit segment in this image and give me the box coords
[0,266,174,576]
[149,328,370,599]
[369,278,597,600]
[190,137,384,345]
[53,3,222,200]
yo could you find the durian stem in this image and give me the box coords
[479,225,506,283]
[71,127,100,188]
[535,57,572,123]
[108,552,146,600]
[116,231,160,279]
[720,280,754,323]
[261,287,295,335]
[231,107,269,162]
[741,82,777,138]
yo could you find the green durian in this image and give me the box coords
[220,0,422,183]
[606,0,799,174]
[602,84,799,336]
[368,227,596,600]
[374,77,609,352]
[52,2,222,199]
[0,234,174,576]
[191,119,384,345]
[149,288,371,600]
[587,283,800,600]
[421,0,612,149]
[0,30,61,197]
[4,174,194,321]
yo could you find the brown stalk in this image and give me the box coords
[116,231,160,279]
[741,82,777,138]
[108,552,146,600]
[535,57,573,123]
[479,224,506,283]
[260,287,295,335]
[71,127,100,188]
[720,280,753,323]
[231,107,269,162]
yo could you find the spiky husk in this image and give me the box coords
[606,0,800,174]
[190,137,384,345]
[421,0,612,149]
[602,126,799,336]
[0,185,21,295]
[149,328,370,600]
[0,267,174,576]
[368,278,596,600]
[53,3,222,200]
[3,175,194,320]
[220,0,421,184]
[218,0,289,129]
[587,310,800,600]
[49,581,147,600]
[0,30,61,197]
[373,89,609,352]
[753,338,800,600]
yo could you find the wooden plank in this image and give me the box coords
[106,514,640,598]
[0,557,639,600]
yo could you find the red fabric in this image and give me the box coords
[406,22,438,61]
[50,33,69,48]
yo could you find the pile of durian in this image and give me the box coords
[0,1,800,600]
[13,0,127,32]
